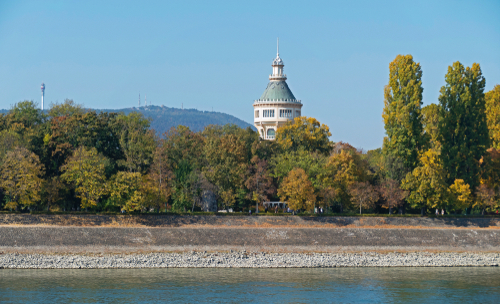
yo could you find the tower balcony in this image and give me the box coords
[269,74,287,81]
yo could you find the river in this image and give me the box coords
[1,268,499,303]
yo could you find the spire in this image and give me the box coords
[277,37,279,57]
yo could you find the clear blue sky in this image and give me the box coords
[1,0,499,150]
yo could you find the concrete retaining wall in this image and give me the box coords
[0,226,499,253]
[1,214,499,228]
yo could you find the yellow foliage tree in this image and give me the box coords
[486,85,500,149]
[324,145,369,211]
[0,147,44,209]
[448,179,472,212]
[278,168,316,211]
[60,146,108,209]
[402,149,449,214]
[109,171,145,212]
[275,117,332,154]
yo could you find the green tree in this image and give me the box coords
[402,149,449,215]
[422,103,441,151]
[48,99,85,118]
[382,55,425,171]
[438,62,489,190]
[245,156,276,212]
[0,147,45,210]
[60,146,108,209]
[278,168,316,211]
[275,117,332,155]
[485,84,500,149]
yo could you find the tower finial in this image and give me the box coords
[277,37,279,56]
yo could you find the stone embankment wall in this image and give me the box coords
[1,214,499,228]
[0,226,499,253]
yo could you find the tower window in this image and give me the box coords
[263,109,275,117]
[267,129,275,139]
[280,109,292,118]
[255,110,259,118]
[296,110,301,117]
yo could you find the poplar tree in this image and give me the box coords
[382,55,425,173]
[485,84,500,149]
[438,62,489,190]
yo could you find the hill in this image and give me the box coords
[1,105,256,134]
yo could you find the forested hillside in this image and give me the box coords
[1,105,255,134]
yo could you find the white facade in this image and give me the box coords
[253,40,303,140]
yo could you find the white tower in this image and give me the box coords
[253,39,303,140]
[41,83,45,111]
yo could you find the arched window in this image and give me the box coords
[267,129,275,139]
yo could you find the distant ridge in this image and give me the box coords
[1,106,256,134]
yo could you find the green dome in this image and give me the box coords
[259,81,296,101]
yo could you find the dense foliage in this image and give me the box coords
[1,55,499,215]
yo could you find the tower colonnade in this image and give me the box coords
[253,39,303,140]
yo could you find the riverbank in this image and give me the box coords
[1,252,499,268]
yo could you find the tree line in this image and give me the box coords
[0,55,499,215]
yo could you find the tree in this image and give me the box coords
[275,117,332,155]
[438,62,489,190]
[422,103,441,151]
[0,147,44,209]
[278,168,316,212]
[48,99,85,118]
[42,177,64,211]
[60,146,108,209]
[485,85,500,149]
[448,179,472,213]
[402,149,449,215]
[245,156,276,212]
[382,55,425,172]
[349,181,379,215]
[115,112,155,173]
[324,144,369,211]
[203,134,248,210]
[148,143,174,212]
[475,184,498,215]
[378,179,408,215]
[108,171,144,212]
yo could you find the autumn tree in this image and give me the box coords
[349,181,379,215]
[278,168,316,212]
[448,179,472,213]
[0,147,45,209]
[60,146,108,209]
[148,143,174,212]
[382,55,425,172]
[42,177,64,211]
[474,184,498,215]
[245,156,276,212]
[275,117,332,155]
[324,144,369,211]
[378,179,408,215]
[438,62,489,190]
[485,85,500,149]
[48,99,85,118]
[108,171,144,212]
[402,149,449,215]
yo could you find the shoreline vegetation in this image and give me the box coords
[1,57,499,223]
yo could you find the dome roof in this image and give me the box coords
[259,81,296,101]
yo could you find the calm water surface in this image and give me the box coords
[1,268,499,303]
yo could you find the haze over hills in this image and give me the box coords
[1,105,256,134]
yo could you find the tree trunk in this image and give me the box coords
[482,208,485,216]
[256,202,258,214]
[389,207,392,215]
[421,207,425,216]
[360,204,362,215]
[399,203,404,215]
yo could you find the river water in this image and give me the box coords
[1,268,499,303]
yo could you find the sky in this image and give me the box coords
[0,0,499,150]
